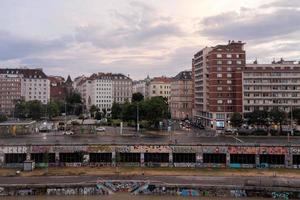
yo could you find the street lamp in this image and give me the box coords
[136,103,140,136]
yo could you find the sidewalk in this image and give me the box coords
[1,167,300,178]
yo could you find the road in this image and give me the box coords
[0,127,297,145]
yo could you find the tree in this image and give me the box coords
[246,110,269,126]
[95,111,102,120]
[111,102,122,119]
[132,92,144,102]
[14,100,28,118]
[46,101,60,119]
[269,109,287,134]
[291,108,300,125]
[27,100,44,120]
[66,91,83,115]
[102,108,107,118]
[0,114,7,122]
[230,112,243,128]
[89,105,99,118]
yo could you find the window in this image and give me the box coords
[237,60,242,65]
[217,60,222,65]
[217,73,222,78]
[227,80,232,84]
[217,100,223,104]
[227,73,232,78]
[227,60,232,65]
[217,54,222,58]
[226,54,232,58]
[217,66,222,71]
[227,100,232,104]
[227,67,232,71]
[217,87,222,91]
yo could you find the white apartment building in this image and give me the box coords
[21,69,50,104]
[88,73,113,113]
[243,60,300,113]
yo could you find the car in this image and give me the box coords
[223,128,238,135]
[63,131,74,135]
[96,127,106,132]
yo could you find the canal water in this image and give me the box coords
[3,193,269,200]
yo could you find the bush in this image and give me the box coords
[71,121,80,126]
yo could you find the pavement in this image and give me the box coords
[0,175,299,188]
[0,127,297,145]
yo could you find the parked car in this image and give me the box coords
[223,128,238,135]
[96,127,106,132]
[63,131,74,135]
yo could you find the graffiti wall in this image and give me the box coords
[0,146,28,153]
[259,147,287,155]
[87,145,113,153]
[52,146,87,153]
[202,146,227,153]
[228,146,257,154]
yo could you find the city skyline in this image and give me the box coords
[0,0,299,80]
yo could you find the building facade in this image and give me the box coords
[148,76,172,102]
[170,71,193,120]
[0,68,50,115]
[20,69,50,104]
[193,41,245,129]
[132,76,151,98]
[243,60,300,113]
[112,74,132,103]
[0,69,23,115]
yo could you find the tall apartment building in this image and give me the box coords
[193,41,245,129]
[0,68,50,115]
[243,59,300,113]
[148,76,172,102]
[170,71,193,120]
[112,74,132,103]
[0,69,22,114]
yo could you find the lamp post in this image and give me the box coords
[136,103,140,136]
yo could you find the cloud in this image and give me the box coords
[200,8,300,41]
[0,30,72,60]
[261,0,300,8]
[75,1,183,49]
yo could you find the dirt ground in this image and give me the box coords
[1,167,300,178]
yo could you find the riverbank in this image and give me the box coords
[2,167,300,178]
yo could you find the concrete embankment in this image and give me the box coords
[0,176,300,198]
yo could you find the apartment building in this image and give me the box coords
[148,76,172,102]
[21,69,50,104]
[0,69,23,114]
[0,68,50,115]
[193,41,245,129]
[132,75,151,98]
[112,74,132,103]
[170,71,193,120]
[243,59,300,113]
[77,73,132,115]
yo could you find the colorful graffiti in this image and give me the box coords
[87,145,113,152]
[52,146,87,153]
[202,146,227,153]
[228,146,257,154]
[259,147,287,155]
[31,146,50,153]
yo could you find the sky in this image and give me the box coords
[0,0,299,80]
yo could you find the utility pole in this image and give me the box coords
[289,105,293,143]
[136,103,139,135]
[64,101,67,131]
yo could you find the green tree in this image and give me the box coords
[89,105,99,118]
[27,100,43,120]
[14,100,28,118]
[291,108,300,125]
[111,102,122,119]
[132,92,144,102]
[0,114,8,122]
[95,111,102,120]
[246,110,269,126]
[46,101,60,119]
[66,92,83,115]
[269,109,287,134]
[102,108,107,118]
[144,96,169,128]
[230,112,243,128]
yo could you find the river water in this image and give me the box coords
[3,194,269,200]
